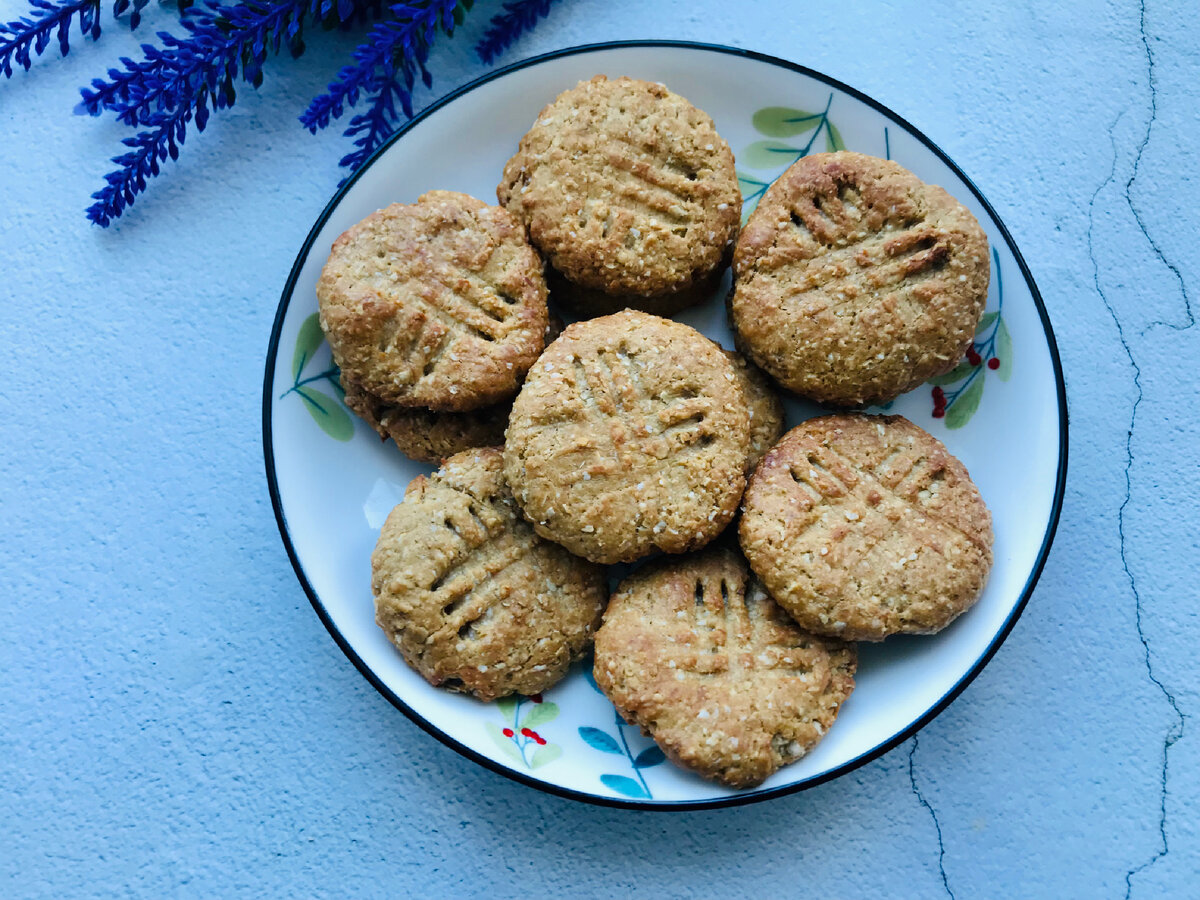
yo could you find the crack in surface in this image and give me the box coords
[908,736,955,900]
[1088,106,1187,899]
[1128,0,1194,336]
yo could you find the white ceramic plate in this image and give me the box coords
[263,42,1067,809]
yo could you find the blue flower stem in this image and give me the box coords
[512,697,530,766]
[799,92,834,157]
[279,365,339,399]
[614,709,650,797]
[944,248,1005,410]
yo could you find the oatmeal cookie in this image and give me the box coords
[342,317,563,463]
[499,76,740,315]
[723,348,785,475]
[372,448,607,701]
[343,376,511,464]
[730,152,989,406]
[593,547,856,788]
[318,190,548,412]
[503,310,750,564]
[739,414,993,641]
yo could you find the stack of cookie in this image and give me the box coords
[317,75,994,790]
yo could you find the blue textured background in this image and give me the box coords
[2,1,1196,896]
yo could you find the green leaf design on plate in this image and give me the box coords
[751,106,823,138]
[825,119,846,152]
[529,743,562,769]
[292,313,325,381]
[974,311,998,335]
[742,140,804,170]
[297,386,354,441]
[484,722,523,765]
[738,172,769,224]
[927,363,974,386]
[633,745,666,768]
[578,726,622,755]
[495,696,518,721]
[600,774,649,799]
[520,701,559,730]
[945,376,984,430]
[996,317,1013,381]
[737,172,769,194]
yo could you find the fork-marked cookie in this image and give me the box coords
[739,414,993,640]
[498,76,741,315]
[594,547,856,788]
[318,191,548,412]
[372,447,607,701]
[503,310,750,564]
[730,152,989,406]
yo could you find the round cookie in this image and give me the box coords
[593,547,856,788]
[730,151,989,406]
[498,75,741,316]
[723,348,785,475]
[504,310,750,564]
[318,190,548,412]
[341,317,563,464]
[372,447,607,701]
[343,376,510,464]
[739,414,993,641]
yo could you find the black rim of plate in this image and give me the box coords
[263,40,1069,811]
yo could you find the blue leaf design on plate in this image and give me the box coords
[578,727,622,755]
[600,774,649,798]
[633,745,667,768]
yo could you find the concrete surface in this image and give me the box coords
[1,0,1196,896]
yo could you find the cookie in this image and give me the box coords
[723,348,785,475]
[730,152,989,406]
[372,448,607,701]
[739,414,993,641]
[318,190,549,412]
[545,266,725,319]
[343,376,511,464]
[341,317,563,464]
[499,76,741,316]
[593,547,856,788]
[503,310,750,564]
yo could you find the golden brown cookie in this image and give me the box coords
[594,547,856,788]
[343,376,511,464]
[499,76,741,316]
[723,348,785,475]
[372,448,607,701]
[504,310,750,564]
[318,191,548,412]
[730,152,989,406]
[545,266,725,319]
[739,414,993,641]
[341,317,563,464]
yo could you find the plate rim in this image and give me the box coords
[262,39,1069,811]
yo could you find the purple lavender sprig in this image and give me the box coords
[300,0,465,175]
[7,0,562,225]
[474,0,556,65]
[111,0,153,29]
[1,0,103,77]
[81,0,391,224]
[335,70,405,175]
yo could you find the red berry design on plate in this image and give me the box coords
[530,693,543,704]
[966,347,982,366]
[503,728,514,738]
[931,386,946,418]
[988,357,1000,370]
